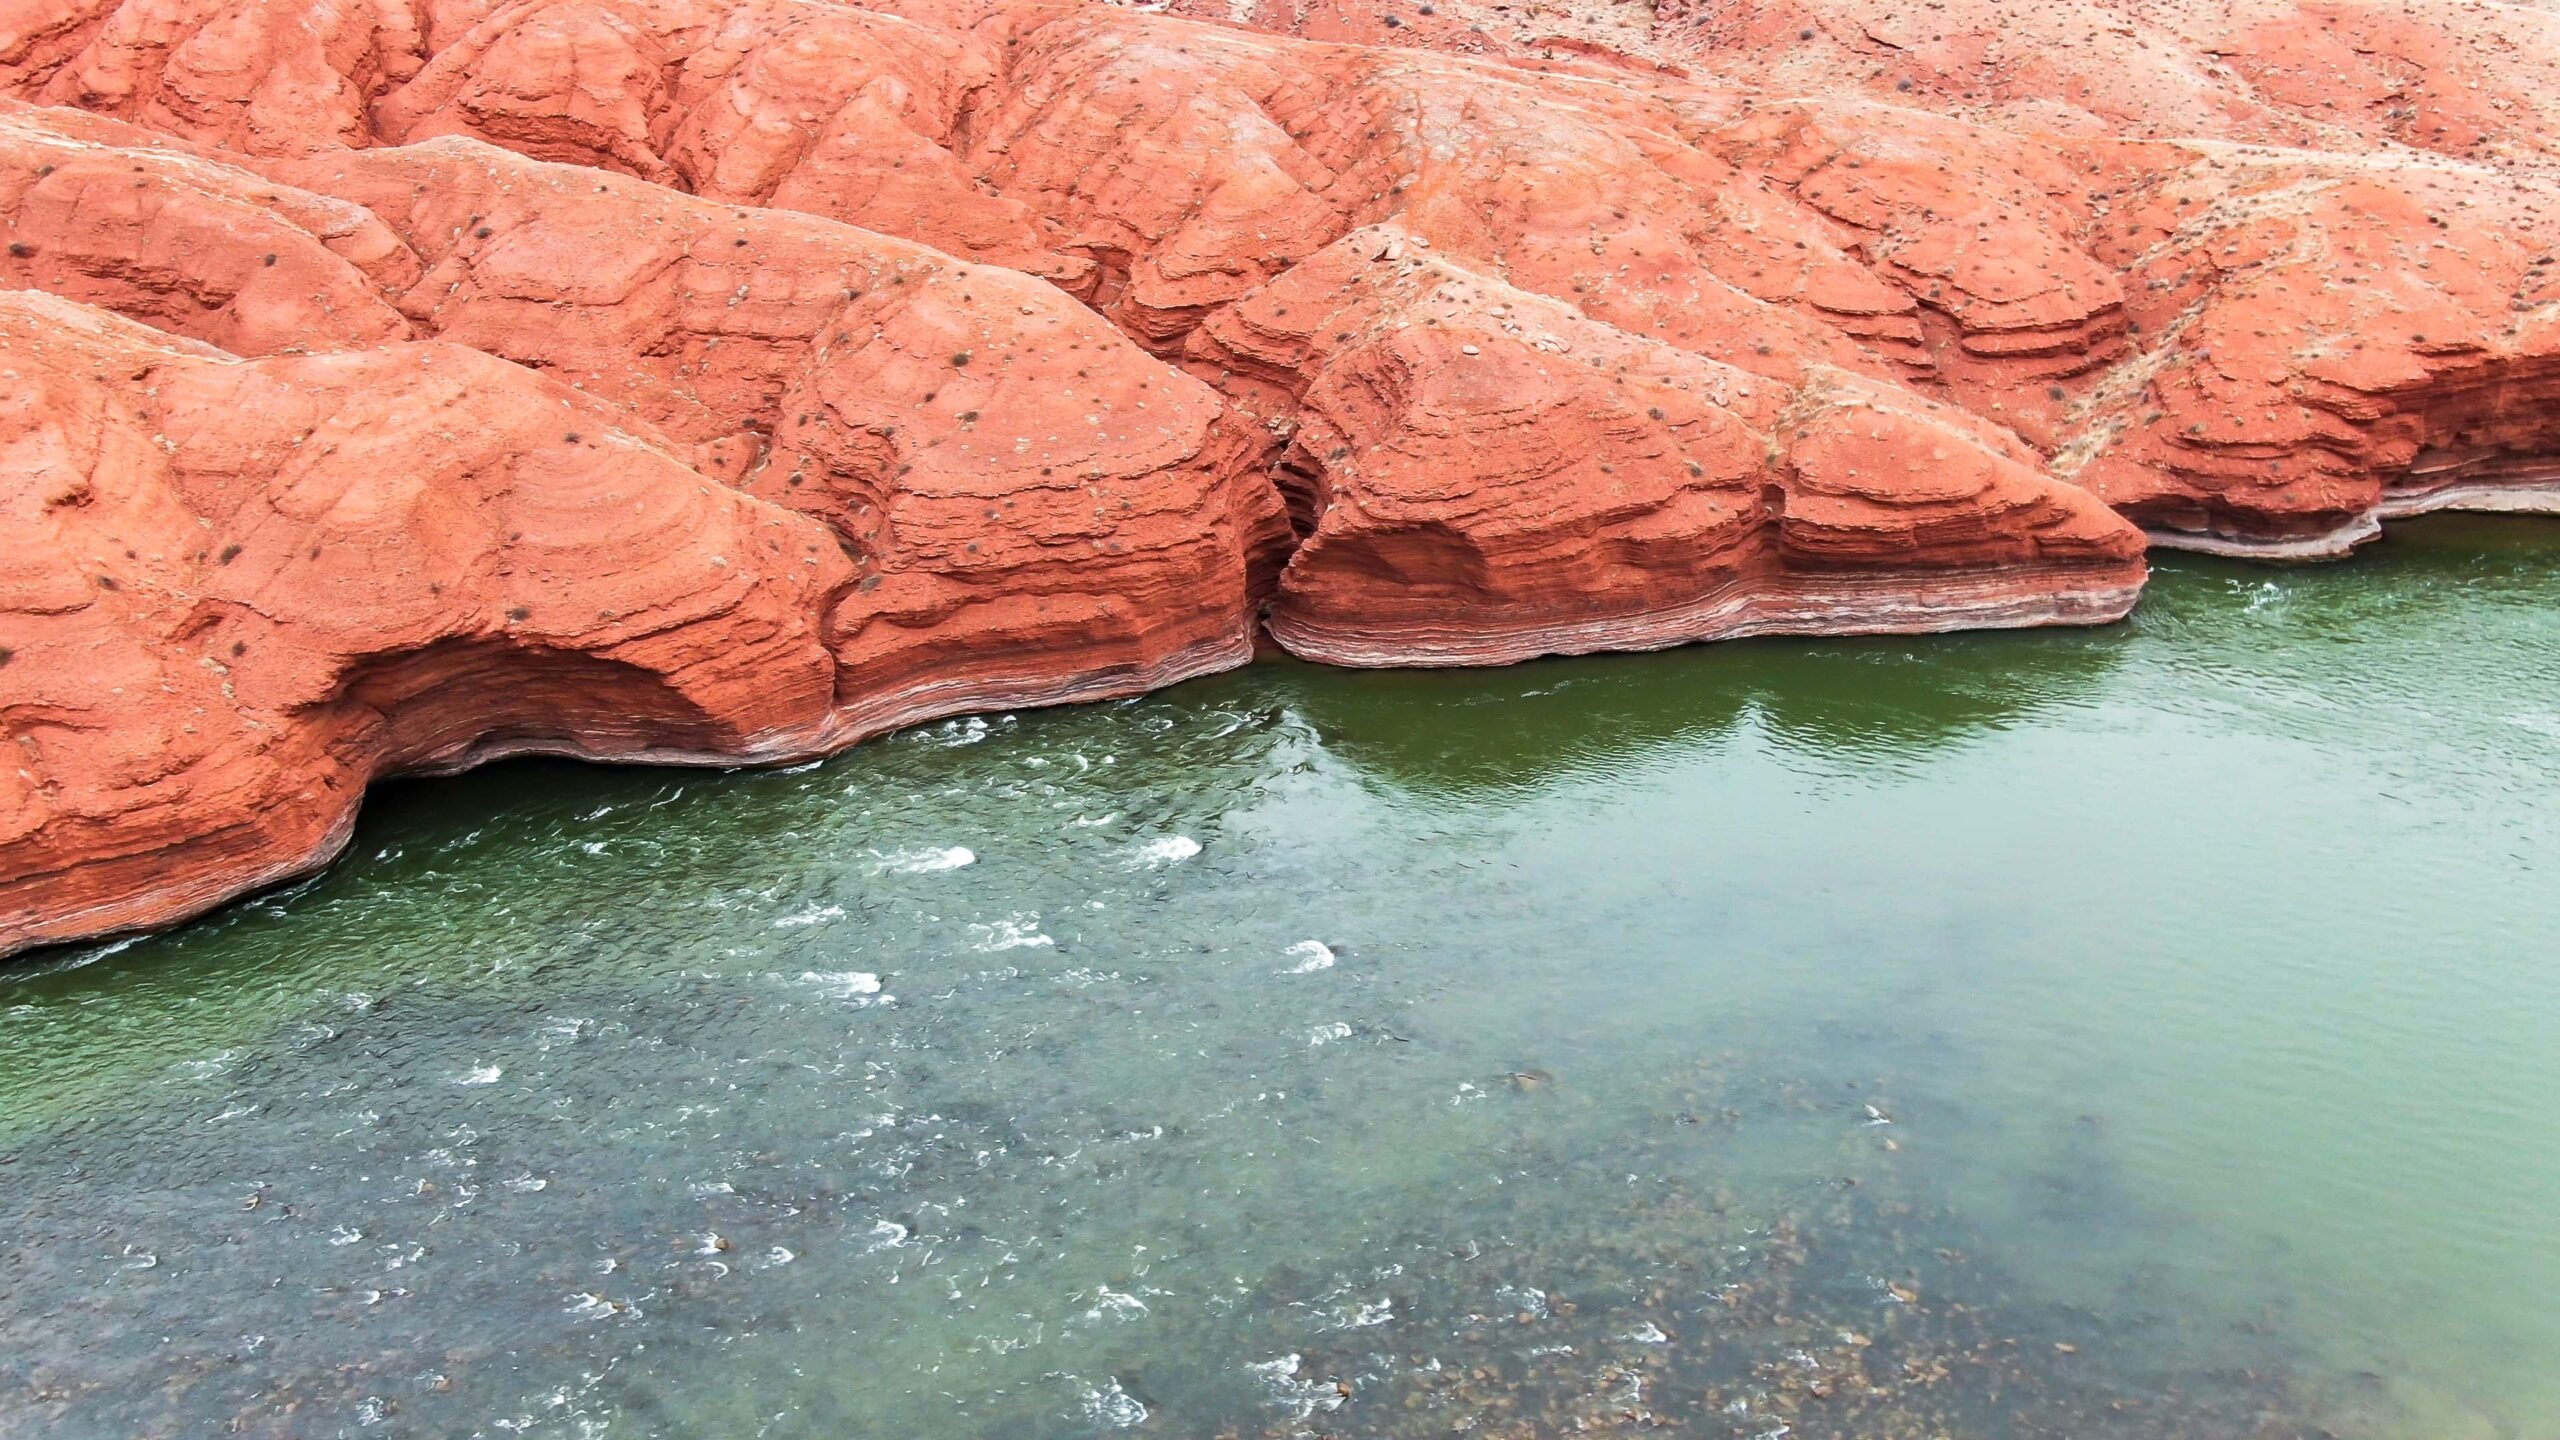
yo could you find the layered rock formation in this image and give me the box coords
[1190,229,2142,664]
[2058,155,2560,556]
[18,0,2549,552]
[2,0,2555,953]
[0,98,1281,954]
[0,290,847,950]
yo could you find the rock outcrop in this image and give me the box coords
[249,134,1286,708]
[1191,230,2143,665]
[0,103,1281,956]
[1653,0,2560,167]
[2,0,2556,953]
[19,0,2550,553]
[2058,155,2560,557]
[0,290,847,952]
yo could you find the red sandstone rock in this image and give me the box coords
[0,106,1280,948]
[3,0,407,153]
[6,0,2560,953]
[1652,0,2560,167]
[2056,155,2560,556]
[1190,230,2145,664]
[0,290,850,954]
[143,0,2529,557]
[0,102,416,354]
[0,98,1284,726]
[250,134,1284,730]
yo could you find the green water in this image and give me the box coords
[4,517,2557,1440]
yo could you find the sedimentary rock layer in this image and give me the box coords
[0,274,1273,953]
[0,291,846,950]
[2056,156,2560,557]
[0,105,1282,955]
[15,0,2556,551]
[1191,230,2144,665]
[3,0,2557,954]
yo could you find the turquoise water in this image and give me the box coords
[3,517,2556,1439]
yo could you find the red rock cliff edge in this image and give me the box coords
[3,0,2556,954]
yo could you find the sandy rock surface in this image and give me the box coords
[3,0,2554,951]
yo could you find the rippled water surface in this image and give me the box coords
[5,517,2558,1440]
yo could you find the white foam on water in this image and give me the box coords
[1247,1354,1345,1420]
[1307,1021,1354,1047]
[1627,1322,1671,1344]
[772,904,845,929]
[798,970,883,999]
[1494,1284,1549,1319]
[969,916,1054,951]
[863,1220,911,1253]
[876,845,975,874]
[74,934,147,966]
[561,1293,625,1322]
[1281,940,1336,973]
[1079,1378,1148,1430]
[1082,1286,1150,1322]
[1335,1297,1393,1329]
[1131,834,1201,867]
[452,1065,502,1086]
[502,1173,548,1194]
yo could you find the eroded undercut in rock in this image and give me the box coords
[1191,230,2145,665]
[4,0,2558,954]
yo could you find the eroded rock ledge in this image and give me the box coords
[3,0,2556,955]
[1190,229,2143,665]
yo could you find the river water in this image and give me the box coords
[3,517,2556,1440]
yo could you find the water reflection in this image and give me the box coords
[3,517,2557,1439]
[1251,622,2131,800]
